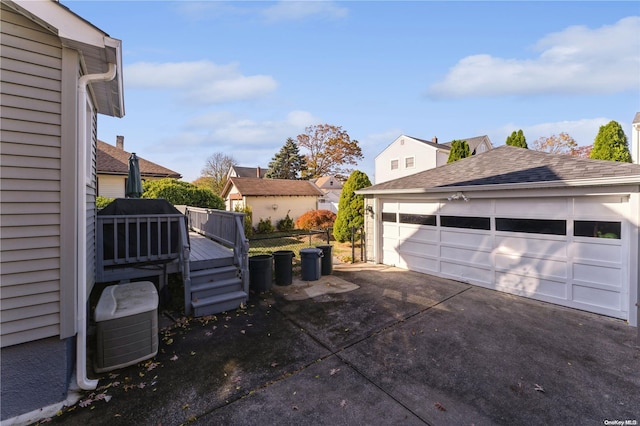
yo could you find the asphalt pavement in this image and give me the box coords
[29,262,639,426]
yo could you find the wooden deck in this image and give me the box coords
[188,231,234,270]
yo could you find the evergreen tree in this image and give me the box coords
[333,170,371,243]
[265,137,307,179]
[446,140,471,163]
[589,120,632,163]
[505,129,528,148]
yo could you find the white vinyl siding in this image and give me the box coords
[0,5,64,347]
[87,109,98,297]
[98,174,126,198]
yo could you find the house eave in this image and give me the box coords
[6,0,124,118]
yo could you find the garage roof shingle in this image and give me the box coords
[363,145,640,193]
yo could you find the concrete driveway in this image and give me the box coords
[35,263,639,426]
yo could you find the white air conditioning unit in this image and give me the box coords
[94,281,158,373]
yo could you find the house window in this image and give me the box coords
[405,157,415,168]
[382,212,397,222]
[478,144,486,153]
[574,220,621,239]
[391,159,399,170]
[399,213,436,226]
[496,218,566,236]
[440,216,491,230]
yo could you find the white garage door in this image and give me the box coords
[381,196,630,320]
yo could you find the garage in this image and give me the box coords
[360,146,640,326]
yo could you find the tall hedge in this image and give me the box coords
[589,120,632,162]
[446,140,470,163]
[505,129,528,148]
[142,178,225,209]
[333,170,371,243]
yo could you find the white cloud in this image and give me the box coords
[262,1,348,23]
[183,109,321,145]
[124,61,277,104]
[428,16,640,99]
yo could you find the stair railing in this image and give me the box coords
[185,207,249,294]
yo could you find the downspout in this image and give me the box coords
[76,63,117,390]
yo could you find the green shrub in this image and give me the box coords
[277,211,295,231]
[96,196,115,210]
[234,204,253,237]
[256,217,274,234]
[142,178,225,209]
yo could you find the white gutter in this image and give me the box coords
[76,63,117,390]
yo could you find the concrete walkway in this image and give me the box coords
[35,263,639,425]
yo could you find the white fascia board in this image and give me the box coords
[10,0,107,47]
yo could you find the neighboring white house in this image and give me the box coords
[1,0,124,422]
[311,175,343,213]
[632,112,640,164]
[375,135,493,184]
[359,145,640,327]
[97,136,181,198]
[221,177,323,227]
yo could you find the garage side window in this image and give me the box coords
[496,218,566,235]
[440,216,490,230]
[399,213,436,226]
[574,220,621,239]
[382,212,397,222]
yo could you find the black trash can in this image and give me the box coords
[300,248,323,281]
[316,245,333,275]
[273,250,295,286]
[249,254,273,292]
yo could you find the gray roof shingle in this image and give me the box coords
[97,141,181,178]
[362,145,640,193]
[227,177,324,197]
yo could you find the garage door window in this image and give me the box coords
[399,213,436,226]
[496,218,566,235]
[574,220,621,239]
[440,216,490,230]
[382,212,397,222]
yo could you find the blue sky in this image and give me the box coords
[65,1,640,183]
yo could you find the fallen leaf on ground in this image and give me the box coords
[534,384,545,393]
[170,355,178,361]
[434,402,446,411]
[340,400,347,408]
[330,368,340,376]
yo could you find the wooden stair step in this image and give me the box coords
[190,265,238,282]
[191,277,242,300]
[191,291,247,317]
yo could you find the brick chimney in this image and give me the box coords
[256,166,261,178]
[432,136,438,143]
[116,135,124,150]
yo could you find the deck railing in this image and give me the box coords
[95,214,191,302]
[185,207,250,295]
